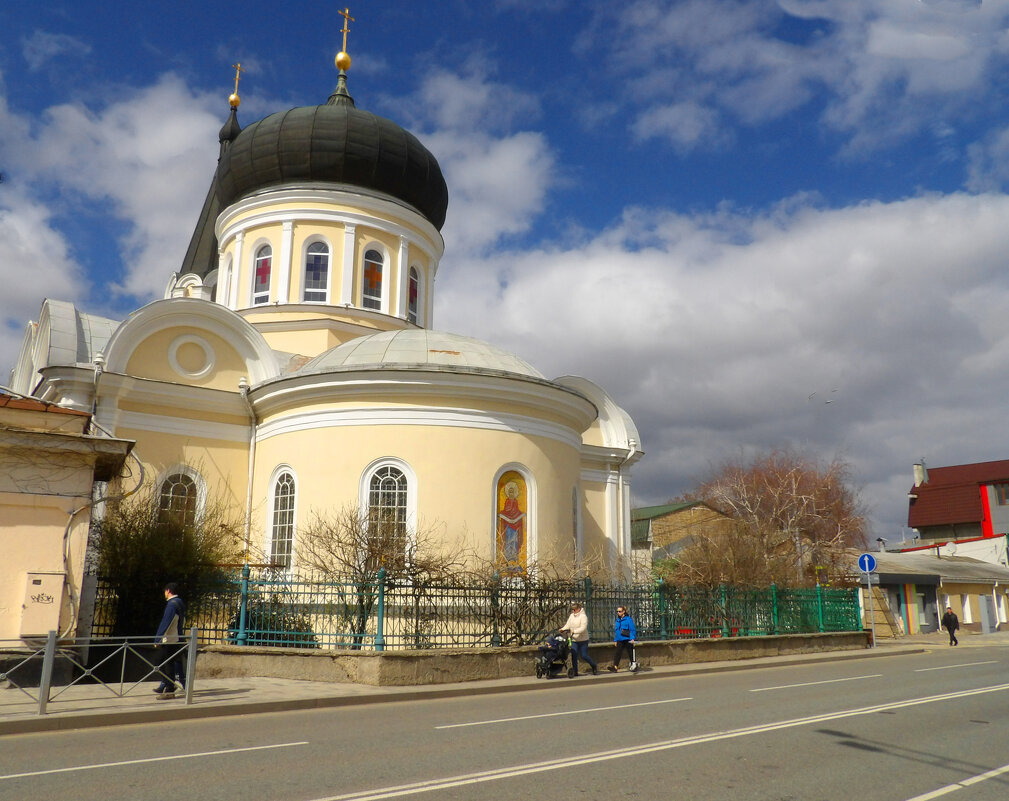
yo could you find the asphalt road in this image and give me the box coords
[3,646,1009,801]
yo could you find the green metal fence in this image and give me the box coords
[89,568,860,650]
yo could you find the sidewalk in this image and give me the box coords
[3,630,1006,736]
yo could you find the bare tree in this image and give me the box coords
[297,506,467,647]
[663,450,867,588]
[92,484,244,635]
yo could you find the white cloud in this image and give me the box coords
[407,69,556,256]
[590,0,1009,154]
[14,74,221,299]
[632,100,730,151]
[438,191,1009,534]
[21,31,92,72]
[0,191,86,373]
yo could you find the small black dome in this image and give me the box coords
[217,95,448,230]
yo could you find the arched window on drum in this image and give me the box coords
[362,249,383,310]
[253,245,272,306]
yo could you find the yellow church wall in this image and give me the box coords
[250,423,582,568]
[581,482,611,565]
[113,429,249,514]
[116,399,247,428]
[581,419,605,448]
[0,494,91,640]
[123,327,251,390]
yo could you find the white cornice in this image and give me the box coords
[252,369,597,431]
[216,186,444,259]
[238,305,415,335]
[256,406,583,450]
[113,410,250,443]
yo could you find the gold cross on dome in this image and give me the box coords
[339,7,354,53]
[232,62,245,95]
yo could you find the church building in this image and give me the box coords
[8,31,641,578]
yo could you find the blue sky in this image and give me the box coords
[4,0,1009,542]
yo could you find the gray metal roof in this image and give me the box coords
[297,329,545,379]
[855,551,1009,585]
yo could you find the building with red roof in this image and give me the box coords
[907,459,1009,544]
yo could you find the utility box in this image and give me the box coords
[20,572,65,638]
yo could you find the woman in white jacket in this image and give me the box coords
[560,602,598,676]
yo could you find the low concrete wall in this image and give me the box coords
[197,631,869,687]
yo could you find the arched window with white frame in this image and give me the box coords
[360,459,416,573]
[253,245,272,306]
[362,248,383,310]
[303,241,330,303]
[269,469,297,568]
[157,467,205,527]
[407,266,420,324]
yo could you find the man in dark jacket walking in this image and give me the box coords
[154,582,187,698]
[941,605,959,646]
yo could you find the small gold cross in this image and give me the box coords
[339,7,355,53]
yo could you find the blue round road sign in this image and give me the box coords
[858,553,877,573]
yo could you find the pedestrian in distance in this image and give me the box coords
[608,605,637,672]
[154,582,187,699]
[560,602,598,676]
[941,605,959,646]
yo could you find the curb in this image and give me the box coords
[0,644,925,736]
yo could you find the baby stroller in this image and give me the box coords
[535,631,575,679]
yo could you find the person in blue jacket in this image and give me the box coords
[607,605,637,672]
[153,582,186,699]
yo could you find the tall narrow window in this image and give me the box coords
[407,267,419,324]
[303,242,329,303]
[362,249,383,310]
[368,466,407,570]
[159,473,197,526]
[253,245,272,305]
[271,472,296,568]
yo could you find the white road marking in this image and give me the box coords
[903,760,1009,800]
[0,741,309,781]
[307,682,1009,801]
[750,674,882,692]
[914,661,998,673]
[435,697,692,729]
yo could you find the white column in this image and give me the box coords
[426,265,436,329]
[218,252,230,309]
[277,221,294,304]
[341,224,356,305]
[397,235,409,319]
[231,232,244,309]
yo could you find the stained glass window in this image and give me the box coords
[363,249,383,310]
[408,266,419,324]
[304,242,329,302]
[253,245,272,305]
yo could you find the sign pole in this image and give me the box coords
[864,568,876,648]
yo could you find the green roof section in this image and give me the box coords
[631,501,702,521]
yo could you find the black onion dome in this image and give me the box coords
[217,92,448,230]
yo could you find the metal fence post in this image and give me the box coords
[375,568,386,651]
[658,579,668,640]
[37,630,57,716]
[816,584,825,633]
[770,583,779,635]
[490,572,501,647]
[237,563,250,646]
[720,584,729,638]
[184,627,198,705]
